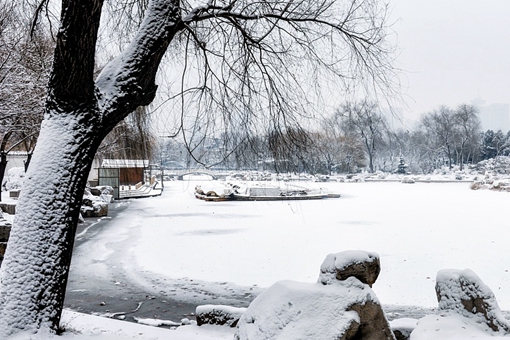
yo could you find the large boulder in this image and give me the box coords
[435,268,510,333]
[235,279,394,340]
[318,250,380,287]
[235,251,394,340]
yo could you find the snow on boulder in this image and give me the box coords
[80,186,110,218]
[235,278,394,340]
[90,186,114,203]
[401,177,415,184]
[435,268,510,334]
[318,250,380,287]
[196,305,246,327]
[236,251,394,340]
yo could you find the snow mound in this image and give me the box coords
[389,318,417,339]
[411,314,510,340]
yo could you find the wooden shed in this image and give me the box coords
[98,159,149,199]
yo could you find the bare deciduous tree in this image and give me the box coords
[420,106,457,169]
[0,0,396,336]
[453,104,481,170]
[337,101,387,173]
[0,4,53,199]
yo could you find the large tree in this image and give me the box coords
[453,104,481,170]
[420,106,457,169]
[0,0,396,336]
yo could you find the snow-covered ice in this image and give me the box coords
[87,180,510,310]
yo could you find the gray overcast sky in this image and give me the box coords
[389,0,510,122]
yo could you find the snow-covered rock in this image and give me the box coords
[435,268,510,334]
[89,186,114,203]
[234,278,394,340]
[401,177,415,184]
[196,305,246,327]
[80,186,111,218]
[471,179,510,192]
[318,250,380,287]
[235,251,393,340]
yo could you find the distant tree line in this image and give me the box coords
[161,102,509,175]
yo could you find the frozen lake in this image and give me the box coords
[72,180,510,313]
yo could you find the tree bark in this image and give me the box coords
[0,152,7,202]
[24,153,32,172]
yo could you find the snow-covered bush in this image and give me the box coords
[2,167,25,191]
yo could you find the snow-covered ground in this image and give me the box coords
[7,179,510,338]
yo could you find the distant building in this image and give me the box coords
[472,98,510,132]
[5,152,28,174]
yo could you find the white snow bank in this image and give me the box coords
[6,310,235,340]
[411,314,510,340]
[134,316,181,327]
[389,317,417,338]
[235,278,375,339]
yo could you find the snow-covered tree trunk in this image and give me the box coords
[0,151,7,201]
[0,112,101,334]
